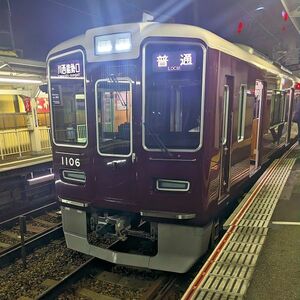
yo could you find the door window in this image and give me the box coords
[96,78,132,156]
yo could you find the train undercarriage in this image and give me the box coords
[61,204,212,273]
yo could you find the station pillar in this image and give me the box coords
[28,98,42,154]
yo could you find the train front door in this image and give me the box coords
[220,76,234,197]
[95,77,137,206]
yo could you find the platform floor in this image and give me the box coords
[0,150,52,172]
[246,153,300,300]
[182,145,300,300]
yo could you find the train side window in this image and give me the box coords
[237,84,247,142]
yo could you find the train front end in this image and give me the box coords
[48,23,214,273]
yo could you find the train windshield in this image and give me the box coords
[49,51,87,146]
[144,42,204,151]
[96,78,132,156]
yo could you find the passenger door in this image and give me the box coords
[286,88,295,144]
[220,76,234,198]
[94,77,137,206]
[250,80,265,172]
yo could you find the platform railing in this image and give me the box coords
[0,128,31,160]
[0,127,52,160]
[39,126,51,150]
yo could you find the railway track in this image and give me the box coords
[37,258,179,300]
[0,202,216,299]
[0,202,61,266]
[0,232,179,300]
[0,201,59,230]
[0,238,90,299]
[0,201,181,299]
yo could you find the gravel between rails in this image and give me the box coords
[0,240,90,300]
[55,263,182,300]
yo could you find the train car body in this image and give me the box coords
[47,22,299,273]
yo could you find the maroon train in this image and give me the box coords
[47,22,300,272]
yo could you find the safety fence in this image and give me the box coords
[0,127,51,160]
[39,126,51,150]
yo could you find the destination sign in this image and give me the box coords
[57,60,82,77]
[153,50,196,72]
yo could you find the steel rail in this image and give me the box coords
[36,257,97,300]
[152,276,178,300]
[0,201,58,229]
[0,225,63,267]
[0,197,57,223]
[37,260,177,300]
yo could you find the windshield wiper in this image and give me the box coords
[143,122,172,158]
[108,74,127,107]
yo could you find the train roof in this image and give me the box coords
[48,22,298,81]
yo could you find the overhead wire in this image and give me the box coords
[46,0,98,17]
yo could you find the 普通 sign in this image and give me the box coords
[153,50,196,72]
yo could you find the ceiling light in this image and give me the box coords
[0,77,43,84]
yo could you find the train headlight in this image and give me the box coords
[95,33,132,55]
[115,36,131,52]
[96,39,113,54]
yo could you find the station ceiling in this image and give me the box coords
[1,0,299,76]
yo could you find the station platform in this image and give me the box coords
[182,144,300,300]
[0,151,52,173]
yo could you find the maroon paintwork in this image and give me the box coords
[51,41,295,228]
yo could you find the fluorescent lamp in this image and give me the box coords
[0,77,43,84]
[27,173,54,185]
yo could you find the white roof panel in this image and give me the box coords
[48,22,298,81]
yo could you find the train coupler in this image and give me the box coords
[91,214,130,241]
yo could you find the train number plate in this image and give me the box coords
[61,156,81,167]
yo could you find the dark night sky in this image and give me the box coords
[10,0,135,60]
[1,0,299,65]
